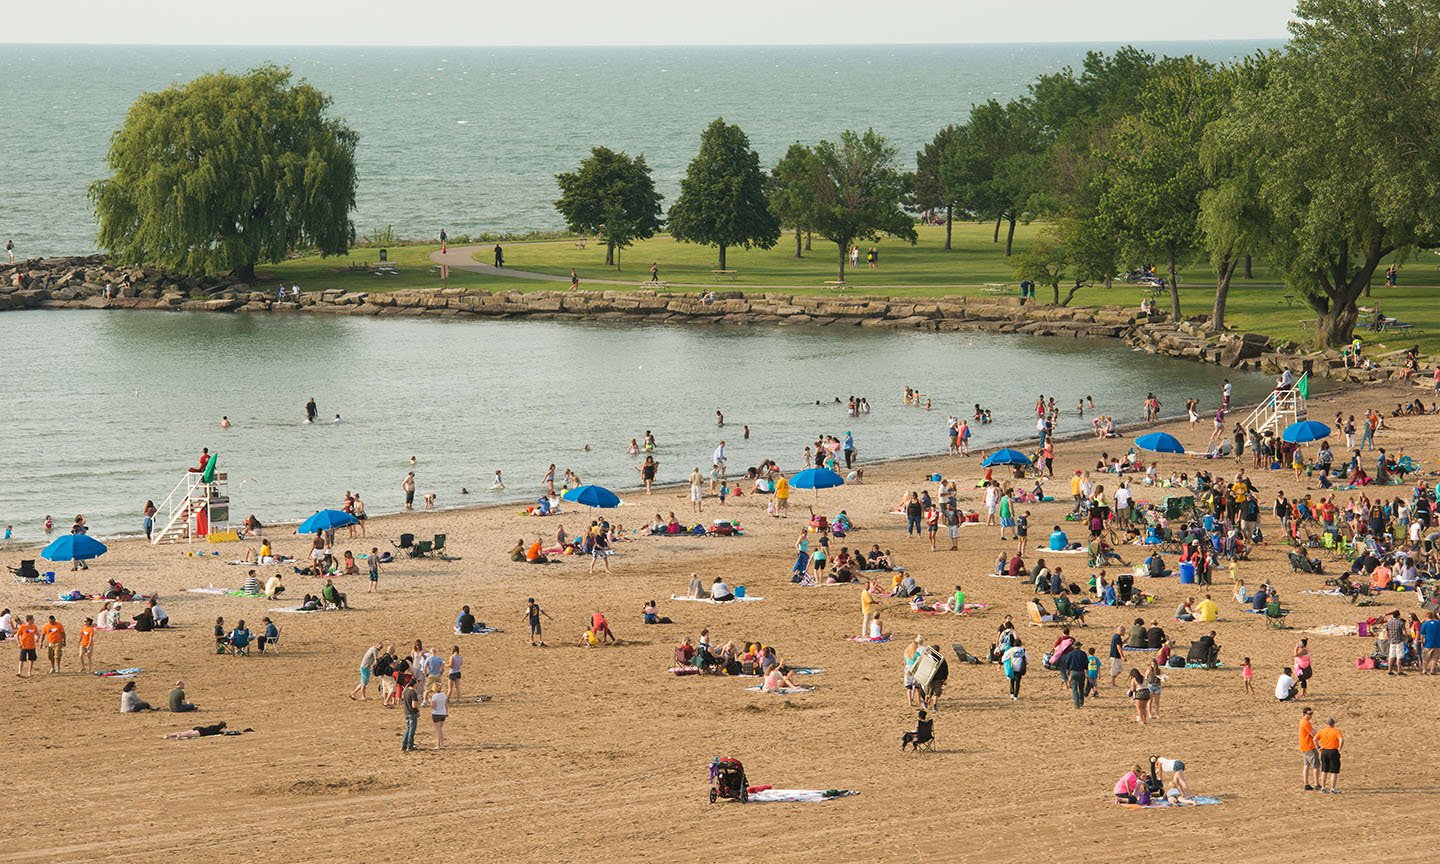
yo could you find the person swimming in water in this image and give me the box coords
[305,397,317,424]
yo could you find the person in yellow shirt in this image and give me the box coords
[40,615,66,673]
[1194,594,1219,623]
[774,474,789,514]
[78,617,96,672]
[861,583,881,637]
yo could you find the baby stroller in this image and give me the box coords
[708,757,749,803]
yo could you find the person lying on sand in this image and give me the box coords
[762,665,801,692]
[163,721,254,740]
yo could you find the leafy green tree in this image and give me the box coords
[555,147,664,268]
[89,65,357,283]
[771,143,822,258]
[1205,0,1440,346]
[947,100,1040,257]
[1013,218,1116,307]
[908,125,960,249]
[810,129,918,280]
[1099,56,1229,321]
[667,119,779,271]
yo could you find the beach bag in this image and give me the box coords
[1355,657,1375,669]
[1168,656,1185,668]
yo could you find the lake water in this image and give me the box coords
[0,309,1277,541]
[0,41,1277,257]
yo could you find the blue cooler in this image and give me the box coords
[1178,562,1196,584]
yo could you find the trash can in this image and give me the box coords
[1178,562,1196,584]
[379,248,388,262]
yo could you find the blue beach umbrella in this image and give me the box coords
[297,509,359,534]
[41,534,108,562]
[1281,420,1332,444]
[1135,432,1186,454]
[981,448,1033,468]
[563,484,622,509]
[789,468,846,490]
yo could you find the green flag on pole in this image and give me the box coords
[201,453,218,484]
[1297,374,1309,400]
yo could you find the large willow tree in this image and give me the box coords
[90,65,358,282]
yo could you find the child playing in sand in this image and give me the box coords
[1242,657,1254,694]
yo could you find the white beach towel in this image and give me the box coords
[748,789,860,803]
[669,594,764,603]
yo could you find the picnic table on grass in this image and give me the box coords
[981,283,1016,295]
[711,269,739,281]
[641,280,670,290]
[373,264,399,276]
[823,280,847,292]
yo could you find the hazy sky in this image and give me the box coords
[8,0,1296,46]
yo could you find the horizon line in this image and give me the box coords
[0,37,1287,50]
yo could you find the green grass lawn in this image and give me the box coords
[271,225,1440,353]
[262,244,541,295]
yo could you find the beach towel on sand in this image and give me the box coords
[846,635,891,643]
[1305,624,1359,637]
[269,606,331,614]
[669,594,764,604]
[94,667,142,678]
[454,627,501,635]
[746,685,814,695]
[748,789,860,803]
[1119,795,1222,809]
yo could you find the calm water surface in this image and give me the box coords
[0,310,1278,541]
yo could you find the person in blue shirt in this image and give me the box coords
[1420,611,1440,674]
[1049,525,1070,551]
[842,431,856,469]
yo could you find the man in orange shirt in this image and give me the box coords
[78,617,96,673]
[15,614,39,677]
[1298,707,1319,790]
[1314,716,1345,794]
[40,615,65,673]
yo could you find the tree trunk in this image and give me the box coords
[993,215,1002,243]
[1166,246,1181,321]
[1210,259,1235,333]
[605,240,615,266]
[1051,279,1061,306]
[794,228,802,258]
[718,244,727,272]
[234,262,257,284]
[1004,215,1017,257]
[837,241,848,281]
[944,205,953,250]
[1243,254,1252,280]
[1316,304,1359,348]
[804,231,812,252]
[1061,280,1085,307]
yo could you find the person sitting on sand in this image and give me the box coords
[342,550,360,576]
[321,579,348,610]
[509,539,526,562]
[867,546,893,571]
[264,572,285,600]
[687,573,705,599]
[762,665,801,692]
[711,577,734,602]
[525,538,548,564]
[456,606,478,634]
[1114,764,1147,803]
[1174,597,1196,622]
[120,680,154,713]
[1126,618,1147,650]
[642,600,671,625]
[868,610,890,641]
[241,570,262,595]
[168,680,198,713]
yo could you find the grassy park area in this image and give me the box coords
[271,222,1440,354]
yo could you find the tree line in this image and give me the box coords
[88,0,1440,347]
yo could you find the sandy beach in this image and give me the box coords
[4,380,1439,863]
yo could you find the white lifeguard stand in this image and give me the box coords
[1239,372,1308,435]
[151,470,230,544]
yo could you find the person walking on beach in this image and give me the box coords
[570,269,579,290]
[638,457,657,495]
[1002,636,1026,700]
[400,678,420,752]
[352,640,381,700]
[446,645,462,700]
[367,547,381,593]
[1108,625,1126,688]
[78,617,95,673]
[41,615,65,674]
[142,500,157,541]
[429,685,448,749]
[439,228,447,252]
[525,598,552,647]
[16,614,38,677]
[1315,717,1344,793]
[402,472,416,511]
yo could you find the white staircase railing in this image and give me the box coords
[1238,372,1308,434]
[151,470,229,544]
